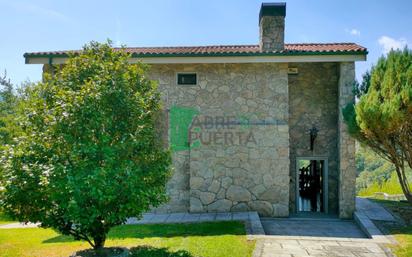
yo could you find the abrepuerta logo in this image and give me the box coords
[169,105,257,152]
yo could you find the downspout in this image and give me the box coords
[48,57,54,77]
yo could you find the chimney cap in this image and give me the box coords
[259,2,286,20]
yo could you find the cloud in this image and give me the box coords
[378,36,408,54]
[4,1,70,22]
[345,28,360,36]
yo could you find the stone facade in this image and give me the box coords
[42,60,357,218]
[148,63,290,217]
[288,63,339,214]
[259,16,285,51]
[338,62,357,219]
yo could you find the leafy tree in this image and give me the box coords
[0,71,18,149]
[1,41,171,250]
[351,71,371,99]
[344,48,412,203]
[0,71,21,188]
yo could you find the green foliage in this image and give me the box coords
[358,171,407,196]
[0,71,17,149]
[352,71,371,98]
[0,211,14,224]
[0,72,23,191]
[344,48,412,201]
[356,145,397,191]
[1,41,171,249]
[368,200,412,256]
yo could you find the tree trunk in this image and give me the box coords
[93,234,106,250]
[394,164,412,204]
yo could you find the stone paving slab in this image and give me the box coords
[254,218,393,257]
[198,213,216,222]
[254,238,391,257]
[165,213,185,223]
[182,213,200,223]
[216,212,232,221]
[261,218,367,239]
[149,214,170,223]
[356,197,396,222]
[354,211,391,243]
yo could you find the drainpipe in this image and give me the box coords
[48,57,54,76]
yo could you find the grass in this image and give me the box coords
[358,172,409,197]
[0,221,255,257]
[388,225,412,257]
[370,198,411,209]
[367,198,412,257]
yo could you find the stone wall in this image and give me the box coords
[288,63,339,214]
[148,63,290,216]
[338,62,356,219]
[42,61,357,218]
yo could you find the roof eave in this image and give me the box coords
[24,50,368,65]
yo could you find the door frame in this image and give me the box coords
[295,157,329,214]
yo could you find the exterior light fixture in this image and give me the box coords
[309,126,318,151]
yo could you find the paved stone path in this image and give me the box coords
[255,238,390,257]
[0,222,39,229]
[253,197,397,257]
[256,218,391,257]
[356,197,396,222]
[261,218,366,238]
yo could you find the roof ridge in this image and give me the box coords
[123,43,361,48]
[285,42,359,46]
[120,44,260,49]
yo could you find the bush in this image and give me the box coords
[1,41,171,249]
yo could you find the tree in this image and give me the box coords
[0,71,21,187]
[1,41,171,250]
[0,71,18,149]
[343,48,412,203]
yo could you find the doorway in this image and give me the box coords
[296,158,328,214]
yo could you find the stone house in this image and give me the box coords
[24,3,367,218]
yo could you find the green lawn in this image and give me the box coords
[389,225,412,257]
[0,221,255,257]
[368,198,412,257]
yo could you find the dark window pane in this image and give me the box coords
[177,73,197,85]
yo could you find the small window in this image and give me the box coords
[177,73,197,85]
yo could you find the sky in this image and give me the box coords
[0,0,411,85]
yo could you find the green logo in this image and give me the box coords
[169,106,259,152]
[169,106,199,152]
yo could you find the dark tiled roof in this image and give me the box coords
[24,43,367,58]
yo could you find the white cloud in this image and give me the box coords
[345,28,361,36]
[350,29,360,36]
[378,36,408,54]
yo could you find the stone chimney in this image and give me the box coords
[259,3,286,51]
